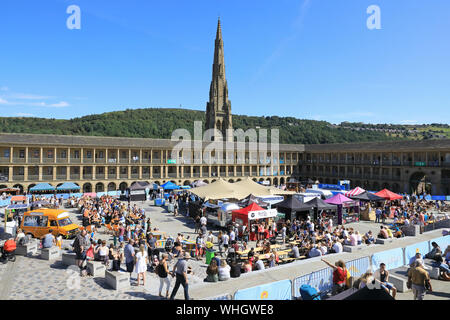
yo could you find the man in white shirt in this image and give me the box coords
[229,229,235,242]
[200,215,207,227]
[254,256,265,270]
[222,232,230,254]
[332,240,343,253]
[349,232,358,246]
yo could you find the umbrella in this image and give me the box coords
[324,194,354,205]
[161,181,180,190]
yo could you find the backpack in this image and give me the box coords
[299,285,321,300]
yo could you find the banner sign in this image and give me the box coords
[371,247,405,271]
[293,268,332,298]
[248,209,278,220]
[234,279,292,300]
[404,241,430,265]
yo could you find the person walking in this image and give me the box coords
[73,229,89,275]
[124,239,136,279]
[157,253,171,298]
[134,244,148,286]
[408,260,432,300]
[169,253,191,300]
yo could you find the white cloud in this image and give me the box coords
[10,93,54,100]
[49,101,69,107]
[0,98,8,104]
[0,86,9,91]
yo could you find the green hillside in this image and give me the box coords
[0,108,405,145]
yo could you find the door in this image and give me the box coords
[36,215,49,238]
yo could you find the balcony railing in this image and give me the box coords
[83,174,93,180]
[27,175,39,181]
[119,159,129,164]
[95,174,105,180]
[83,158,94,164]
[152,173,161,178]
[42,175,53,181]
[130,174,139,179]
[70,158,81,163]
[167,173,177,178]
[12,157,26,163]
[70,174,80,180]
[56,175,67,180]
[12,175,25,181]
[119,174,128,179]
[0,158,10,164]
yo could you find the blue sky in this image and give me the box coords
[0,0,449,124]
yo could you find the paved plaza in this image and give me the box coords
[0,201,449,300]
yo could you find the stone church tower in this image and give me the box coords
[205,18,233,141]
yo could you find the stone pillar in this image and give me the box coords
[139,166,142,179]
[160,166,164,178]
[24,166,28,181]
[233,165,237,177]
[80,166,84,181]
[80,148,84,163]
[139,149,142,164]
[53,166,57,181]
[40,147,43,164]
[117,149,120,164]
[208,166,212,177]
[128,149,131,164]
[128,166,131,180]
[66,166,70,180]
[54,147,57,163]
[92,166,96,180]
[68,148,71,164]
[165,166,168,178]
[8,167,13,180]
[116,166,120,180]
[25,147,29,164]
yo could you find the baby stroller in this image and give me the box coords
[164,237,174,254]
[1,239,17,264]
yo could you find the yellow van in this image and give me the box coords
[20,209,80,239]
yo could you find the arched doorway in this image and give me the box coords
[107,182,116,191]
[27,184,36,193]
[154,181,161,186]
[13,184,24,194]
[183,180,191,186]
[95,183,104,193]
[273,177,279,186]
[119,182,128,192]
[409,172,431,195]
[83,183,92,193]
[228,179,235,183]
[0,184,7,190]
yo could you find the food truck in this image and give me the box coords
[231,203,278,241]
[20,209,80,239]
[211,202,240,228]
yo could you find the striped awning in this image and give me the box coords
[345,187,365,197]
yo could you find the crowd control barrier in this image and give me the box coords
[345,256,371,278]
[429,235,450,251]
[404,240,430,265]
[293,268,332,298]
[371,247,404,271]
[234,279,292,300]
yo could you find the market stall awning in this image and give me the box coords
[161,181,180,190]
[233,178,295,197]
[304,197,337,210]
[349,191,385,202]
[324,193,354,205]
[344,187,365,197]
[129,181,151,191]
[192,180,208,187]
[232,202,278,220]
[11,196,27,202]
[56,182,81,191]
[374,189,403,201]
[29,183,55,192]
[275,196,313,212]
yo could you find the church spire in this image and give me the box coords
[205,18,233,141]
